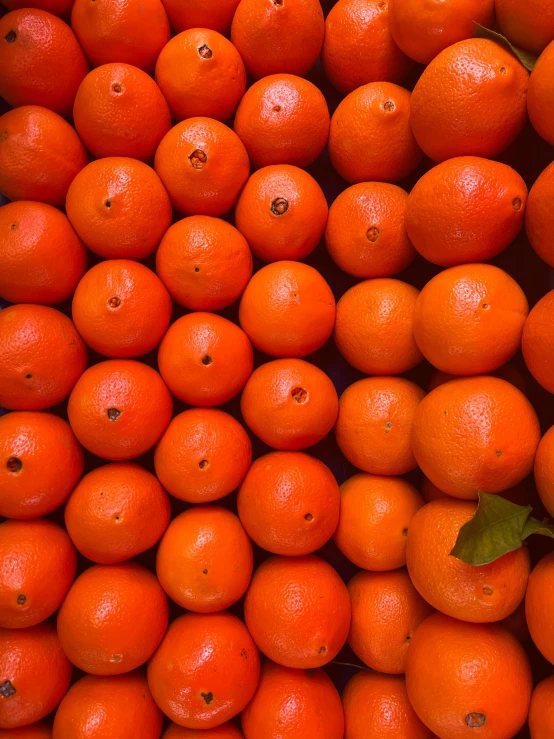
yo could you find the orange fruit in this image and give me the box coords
[496,0,554,55]
[411,39,529,162]
[158,313,253,406]
[407,499,530,623]
[0,105,87,206]
[241,661,344,739]
[230,0,324,79]
[0,412,83,520]
[529,675,554,738]
[535,426,554,517]
[427,362,528,395]
[65,157,172,261]
[156,506,253,613]
[405,613,532,739]
[0,721,52,738]
[0,9,88,116]
[241,359,339,450]
[233,74,330,169]
[526,551,554,665]
[244,554,351,669]
[329,81,422,184]
[528,41,554,146]
[163,724,243,739]
[413,377,541,499]
[526,161,554,267]
[147,612,260,729]
[160,0,240,34]
[155,29,246,122]
[237,451,340,556]
[64,462,170,564]
[0,305,87,411]
[234,165,328,263]
[335,278,422,375]
[325,182,415,278]
[2,0,73,16]
[154,408,252,503]
[238,262,336,358]
[67,360,173,460]
[155,117,250,217]
[52,671,162,739]
[57,561,168,675]
[73,64,171,162]
[334,473,424,570]
[335,377,425,475]
[522,290,554,393]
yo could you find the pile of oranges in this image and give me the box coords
[2,0,554,735]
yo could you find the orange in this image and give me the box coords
[535,426,554,517]
[65,157,172,261]
[155,117,250,217]
[405,613,532,739]
[237,451,340,556]
[496,0,554,55]
[529,675,554,738]
[528,41,554,147]
[526,161,554,267]
[154,408,252,503]
[0,412,83,520]
[147,612,260,729]
[0,722,52,738]
[230,0,324,79]
[335,377,425,475]
[325,182,415,278]
[334,473,424,570]
[67,360,173,460]
[241,661,344,739]
[0,305,87,411]
[238,262,336,358]
[64,462,170,564]
[73,64,171,162]
[158,313,253,406]
[244,554,351,669]
[526,552,554,665]
[413,264,528,375]
[427,362,528,395]
[406,499,530,623]
[410,39,529,162]
[405,157,527,266]
[335,278,422,375]
[0,106,87,206]
[234,165,328,263]
[53,672,162,739]
[329,81,422,184]
[160,0,240,34]
[156,506,253,613]
[0,9,88,116]
[163,725,243,739]
[233,74,330,169]
[522,290,554,393]
[240,359,339,450]
[155,29,246,122]
[2,0,73,17]
[57,562,168,675]
[412,377,540,498]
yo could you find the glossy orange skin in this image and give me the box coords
[67,360,173,460]
[64,462,170,564]
[158,313,253,406]
[241,359,339,451]
[237,451,340,556]
[160,0,239,33]
[334,473,424,570]
[529,42,554,146]
[0,721,52,738]
[53,671,162,739]
[406,613,532,739]
[163,724,243,739]
[156,29,245,122]
[156,506,253,613]
[239,261,336,358]
[244,555,351,669]
[0,412,83,519]
[0,106,87,206]
[335,377,425,475]
[522,290,554,393]
[65,157,172,260]
[529,675,554,738]
[147,612,260,729]
[57,562,168,675]
[526,162,554,266]
[242,661,344,739]
[407,499,530,623]
[235,165,328,262]
[526,552,554,665]
[155,117,250,217]
[0,623,72,729]
[535,426,554,517]
[154,409,252,503]
[497,0,554,55]
[233,75,330,169]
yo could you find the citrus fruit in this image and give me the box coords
[522,289,554,393]
[529,675,554,738]
[160,0,240,34]
[526,551,554,665]
[526,161,554,267]
[496,0,554,55]
[427,362,528,395]
[528,41,554,146]
[163,724,244,739]
[535,426,554,517]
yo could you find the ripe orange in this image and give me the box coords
[154,408,252,503]
[234,165,328,262]
[528,42,554,146]
[163,724,243,739]
[239,262,336,358]
[526,162,554,266]
[529,675,554,738]
[67,360,173,460]
[160,0,240,34]
[535,426,554,517]
[64,462,170,564]
[496,0,554,55]
[526,552,554,665]
[240,359,339,450]
[0,721,52,737]
[522,290,554,393]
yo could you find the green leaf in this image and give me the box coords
[474,23,538,72]
[522,517,554,540]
